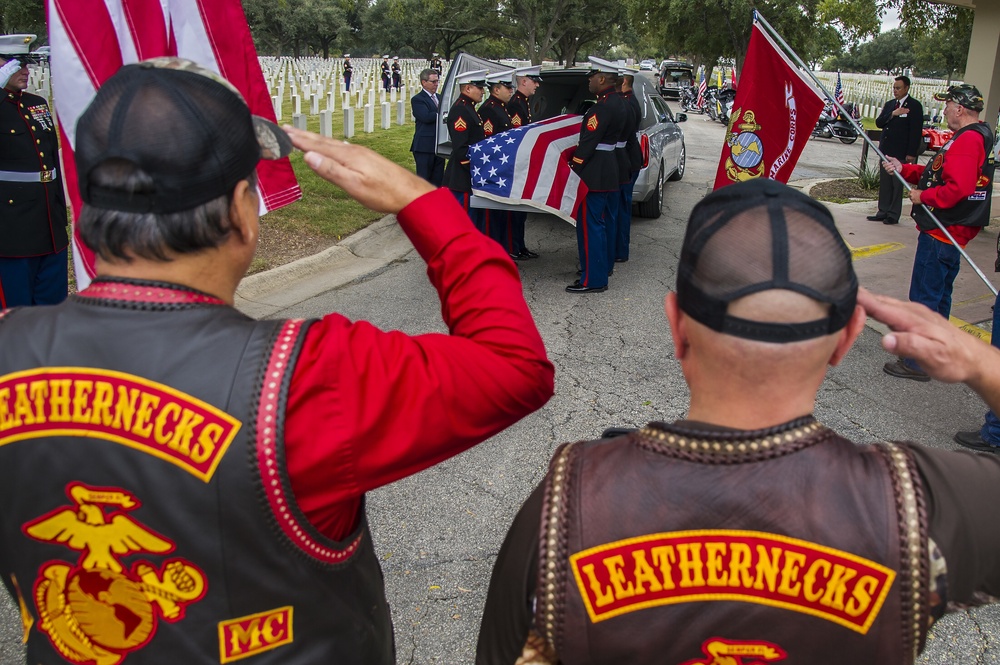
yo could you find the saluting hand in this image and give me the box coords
[858,288,992,386]
[284,127,435,214]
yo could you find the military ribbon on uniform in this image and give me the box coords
[48,0,301,289]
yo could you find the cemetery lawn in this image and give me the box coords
[250,100,418,275]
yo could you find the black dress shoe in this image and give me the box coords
[866,214,887,221]
[614,258,628,263]
[566,282,607,293]
[882,218,899,225]
[954,430,1000,453]
[508,252,523,261]
[519,248,540,259]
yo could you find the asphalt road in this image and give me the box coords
[2,107,999,664]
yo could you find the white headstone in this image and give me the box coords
[272,96,282,121]
[310,93,319,115]
[344,107,356,139]
[381,102,391,129]
[364,104,375,133]
[320,110,333,137]
[327,92,336,112]
[293,94,301,115]
[396,100,406,126]
[292,113,307,130]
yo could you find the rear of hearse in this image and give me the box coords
[436,53,686,220]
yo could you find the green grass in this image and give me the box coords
[261,92,419,241]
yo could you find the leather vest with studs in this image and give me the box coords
[535,418,929,665]
[0,278,393,665]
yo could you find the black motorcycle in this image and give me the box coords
[811,103,859,144]
[701,85,719,122]
[717,88,736,126]
[680,85,700,113]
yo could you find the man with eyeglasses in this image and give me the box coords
[410,68,445,186]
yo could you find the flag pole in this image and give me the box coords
[754,11,997,297]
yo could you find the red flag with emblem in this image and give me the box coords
[713,20,825,190]
[48,0,301,289]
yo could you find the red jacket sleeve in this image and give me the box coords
[283,188,555,540]
[920,130,985,210]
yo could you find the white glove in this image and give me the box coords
[0,59,22,89]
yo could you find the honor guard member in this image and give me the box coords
[615,71,643,263]
[0,33,68,307]
[444,69,487,230]
[0,58,554,665]
[381,55,391,92]
[477,179,1000,665]
[477,70,516,249]
[343,54,353,91]
[585,57,628,274]
[392,56,402,92]
[505,65,544,260]
[566,58,623,293]
[430,53,443,75]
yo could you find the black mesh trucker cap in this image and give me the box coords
[75,57,292,214]
[676,179,857,343]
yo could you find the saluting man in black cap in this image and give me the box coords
[0,33,68,307]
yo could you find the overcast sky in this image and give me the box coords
[881,8,901,32]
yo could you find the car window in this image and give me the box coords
[650,96,672,124]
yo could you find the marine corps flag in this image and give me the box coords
[713,19,825,190]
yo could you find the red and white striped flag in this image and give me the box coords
[48,0,301,289]
[471,115,587,225]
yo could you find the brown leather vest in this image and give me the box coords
[535,418,928,665]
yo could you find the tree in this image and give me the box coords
[0,0,45,40]
[366,0,495,59]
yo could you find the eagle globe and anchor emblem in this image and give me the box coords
[724,107,766,182]
[22,483,207,665]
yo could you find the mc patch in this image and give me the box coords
[219,606,293,663]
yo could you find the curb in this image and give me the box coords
[234,212,413,319]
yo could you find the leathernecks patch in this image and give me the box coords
[219,607,294,662]
[681,637,787,665]
[23,483,207,665]
[569,529,894,633]
[586,115,599,131]
[0,367,241,482]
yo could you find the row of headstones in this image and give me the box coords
[26,64,50,98]
[288,100,409,138]
[814,72,948,121]
[261,57,444,110]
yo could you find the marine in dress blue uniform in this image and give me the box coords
[343,55,353,91]
[391,56,401,91]
[566,59,623,293]
[381,56,391,92]
[430,54,443,75]
[615,71,643,262]
[0,34,68,308]
[477,70,516,249]
[505,65,544,260]
[444,70,488,230]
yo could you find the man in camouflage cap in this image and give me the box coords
[880,83,995,387]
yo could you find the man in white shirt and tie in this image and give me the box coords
[410,69,445,186]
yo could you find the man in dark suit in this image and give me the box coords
[869,75,923,225]
[410,68,445,186]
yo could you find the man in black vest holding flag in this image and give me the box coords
[880,83,994,384]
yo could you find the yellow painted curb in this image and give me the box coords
[849,242,905,260]
[950,315,992,344]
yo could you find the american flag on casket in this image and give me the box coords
[470,114,588,225]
